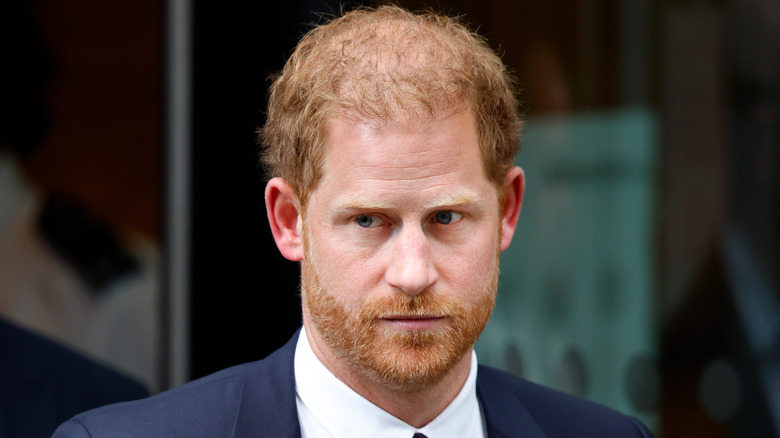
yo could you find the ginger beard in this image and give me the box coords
[302,236,499,393]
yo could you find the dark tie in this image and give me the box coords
[412,434,428,438]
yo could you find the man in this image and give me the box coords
[54,6,653,437]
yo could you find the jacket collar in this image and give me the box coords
[229,329,547,438]
[230,329,302,438]
[477,365,548,438]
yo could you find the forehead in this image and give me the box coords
[314,111,491,206]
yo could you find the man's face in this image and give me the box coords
[301,111,502,392]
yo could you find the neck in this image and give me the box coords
[302,317,473,428]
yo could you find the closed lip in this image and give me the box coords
[382,315,445,320]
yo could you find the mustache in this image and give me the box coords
[359,289,462,320]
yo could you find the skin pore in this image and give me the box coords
[265,110,524,427]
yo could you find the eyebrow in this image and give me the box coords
[335,190,482,211]
[422,191,482,209]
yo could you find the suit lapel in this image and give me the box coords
[477,366,548,438]
[230,330,303,438]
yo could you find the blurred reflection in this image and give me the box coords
[0,0,161,408]
[724,0,780,435]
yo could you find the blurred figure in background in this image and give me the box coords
[0,1,160,391]
[0,2,156,437]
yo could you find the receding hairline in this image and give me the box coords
[260,5,522,211]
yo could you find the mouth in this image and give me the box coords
[380,315,447,330]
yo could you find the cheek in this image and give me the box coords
[436,250,497,303]
[309,233,386,302]
[436,227,499,277]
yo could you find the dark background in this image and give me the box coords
[189,0,306,380]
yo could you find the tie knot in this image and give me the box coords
[412,434,428,438]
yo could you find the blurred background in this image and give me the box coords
[0,0,778,436]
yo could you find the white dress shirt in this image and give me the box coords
[294,326,486,438]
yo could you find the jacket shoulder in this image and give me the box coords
[477,365,653,438]
[0,318,148,438]
[53,363,252,437]
[54,332,301,438]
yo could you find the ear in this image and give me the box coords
[265,177,304,261]
[499,166,525,252]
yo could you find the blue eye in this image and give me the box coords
[434,211,463,224]
[435,211,453,224]
[355,215,377,228]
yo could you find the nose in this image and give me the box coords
[384,225,438,296]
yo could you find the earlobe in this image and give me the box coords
[499,166,525,252]
[265,178,304,261]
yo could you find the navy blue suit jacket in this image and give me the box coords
[54,330,653,437]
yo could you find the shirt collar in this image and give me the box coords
[294,325,485,438]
